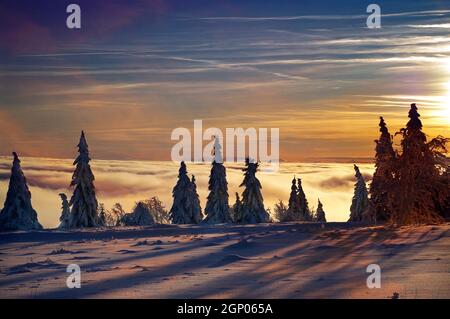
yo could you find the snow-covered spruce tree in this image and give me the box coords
[366,117,396,222]
[231,192,243,223]
[203,137,231,224]
[0,152,42,231]
[315,198,327,222]
[170,162,203,224]
[189,175,203,223]
[348,164,370,222]
[297,178,312,221]
[68,131,103,228]
[386,103,447,224]
[237,158,270,223]
[98,203,107,226]
[121,202,155,226]
[285,177,302,221]
[58,193,71,229]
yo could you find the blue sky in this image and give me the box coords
[0,0,449,161]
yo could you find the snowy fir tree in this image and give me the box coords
[237,158,270,223]
[385,103,448,224]
[366,117,396,222]
[297,178,312,221]
[315,198,327,222]
[348,164,369,222]
[190,175,203,223]
[285,177,302,221]
[98,203,107,226]
[0,152,42,231]
[68,131,103,228]
[170,162,203,224]
[121,202,155,226]
[203,137,231,224]
[58,193,71,229]
[231,192,243,222]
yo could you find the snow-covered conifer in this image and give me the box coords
[315,198,327,222]
[0,152,42,231]
[68,131,102,228]
[238,158,270,223]
[58,193,71,229]
[203,137,231,224]
[348,164,369,222]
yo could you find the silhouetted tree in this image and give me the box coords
[285,177,302,221]
[142,197,170,224]
[170,162,203,224]
[58,193,71,229]
[68,131,102,228]
[348,164,369,222]
[231,192,243,222]
[237,158,270,223]
[111,203,126,226]
[203,137,231,224]
[315,198,327,222]
[274,200,289,222]
[386,103,447,224]
[297,178,312,221]
[0,152,42,231]
[367,117,396,222]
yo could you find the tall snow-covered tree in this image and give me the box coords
[367,117,396,222]
[348,164,370,222]
[58,193,71,229]
[190,175,203,223]
[237,158,270,223]
[68,131,102,228]
[315,198,327,222]
[297,178,311,221]
[0,152,42,231]
[170,162,203,224]
[121,202,155,226]
[386,103,447,224]
[286,176,303,221]
[203,137,231,224]
[231,192,243,223]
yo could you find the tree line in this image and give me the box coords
[0,103,448,231]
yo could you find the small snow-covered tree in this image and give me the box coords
[237,158,270,223]
[315,199,327,222]
[68,131,102,228]
[170,162,203,224]
[121,202,155,226]
[142,197,170,224]
[297,178,312,221]
[110,203,126,226]
[203,137,231,224]
[0,152,42,231]
[348,164,369,222]
[286,177,303,221]
[58,193,71,229]
[274,200,289,222]
[231,192,243,223]
[189,175,203,223]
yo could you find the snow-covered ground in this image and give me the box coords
[0,222,449,298]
